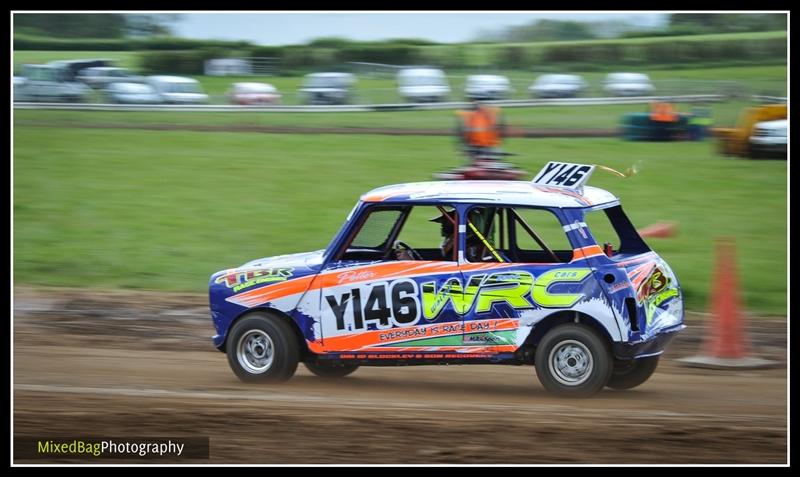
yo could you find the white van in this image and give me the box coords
[603,73,655,97]
[299,73,355,105]
[397,68,450,103]
[749,119,787,159]
[146,76,209,104]
[464,74,512,101]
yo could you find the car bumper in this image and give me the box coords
[611,324,685,359]
[750,141,787,158]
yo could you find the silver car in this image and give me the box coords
[105,82,162,104]
[530,74,587,99]
[299,73,356,105]
[464,74,512,101]
[78,67,143,89]
[146,76,209,104]
[603,73,655,97]
[397,68,450,103]
[14,64,91,103]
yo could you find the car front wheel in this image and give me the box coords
[535,323,612,397]
[226,312,299,383]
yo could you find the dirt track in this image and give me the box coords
[13,287,787,464]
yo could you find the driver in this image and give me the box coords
[431,209,458,260]
[394,209,486,261]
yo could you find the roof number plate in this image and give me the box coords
[532,162,595,190]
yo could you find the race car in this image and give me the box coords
[209,162,685,397]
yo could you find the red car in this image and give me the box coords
[227,82,281,105]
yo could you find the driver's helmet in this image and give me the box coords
[430,208,457,236]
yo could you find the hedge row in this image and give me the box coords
[538,37,787,67]
[14,34,254,52]
[20,33,786,73]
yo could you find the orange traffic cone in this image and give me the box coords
[638,221,678,239]
[678,238,776,369]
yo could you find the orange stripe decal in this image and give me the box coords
[571,245,604,262]
[227,261,523,308]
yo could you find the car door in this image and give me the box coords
[458,206,593,355]
[317,204,469,357]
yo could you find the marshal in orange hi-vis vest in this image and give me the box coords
[650,102,678,123]
[458,106,502,147]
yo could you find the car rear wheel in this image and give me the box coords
[226,312,299,383]
[304,361,360,378]
[607,356,660,390]
[534,323,613,398]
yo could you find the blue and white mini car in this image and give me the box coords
[209,162,685,397]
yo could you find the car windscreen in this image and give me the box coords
[401,75,445,87]
[305,77,345,88]
[164,82,202,93]
[237,84,273,93]
[469,77,507,87]
[112,83,154,94]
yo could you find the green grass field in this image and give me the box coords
[13,126,787,314]
[9,99,766,131]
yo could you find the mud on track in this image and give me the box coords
[13,287,787,464]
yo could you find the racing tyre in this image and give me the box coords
[606,356,660,390]
[304,361,360,378]
[226,312,299,383]
[535,324,613,398]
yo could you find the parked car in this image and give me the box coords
[530,74,587,98]
[227,82,281,105]
[603,73,655,97]
[397,68,451,103]
[14,64,91,102]
[146,76,209,104]
[299,73,355,105]
[749,119,787,159]
[464,74,512,101]
[104,82,162,104]
[77,67,143,89]
[46,59,114,82]
[209,161,685,397]
[717,104,786,158]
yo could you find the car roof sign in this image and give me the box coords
[532,162,596,191]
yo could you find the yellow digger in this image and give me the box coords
[715,104,787,158]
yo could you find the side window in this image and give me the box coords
[512,207,573,263]
[583,207,620,252]
[464,207,507,263]
[349,208,403,249]
[583,206,651,257]
[395,205,454,251]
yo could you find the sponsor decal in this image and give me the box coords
[633,265,680,325]
[325,268,592,332]
[215,267,294,292]
[636,267,669,303]
[336,270,377,284]
[608,281,631,294]
[339,353,500,360]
